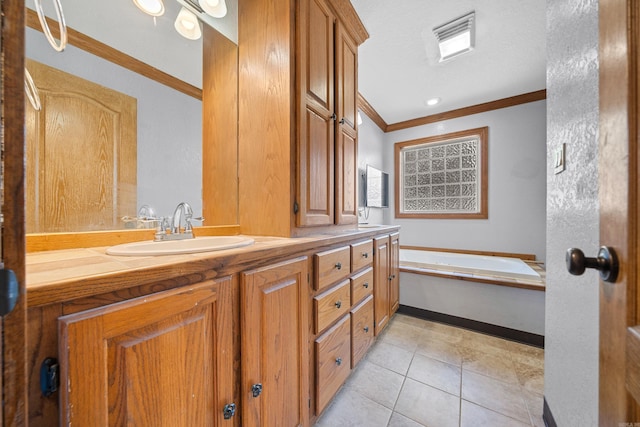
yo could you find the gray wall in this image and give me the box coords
[384,101,547,262]
[544,0,600,424]
[357,111,387,225]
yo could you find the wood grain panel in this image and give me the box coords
[26,59,136,233]
[350,267,373,306]
[350,295,374,368]
[2,0,28,424]
[374,235,390,335]
[241,257,309,427]
[314,246,351,290]
[314,279,350,333]
[325,0,369,45]
[58,279,234,426]
[400,245,536,261]
[26,8,201,100]
[315,314,351,414]
[202,26,239,226]
[336,128,357,224]
[26,225,240,252]
[389,233,400,314]
[351,239,373,272]
[599,0,640,422]
[238,0,294,237]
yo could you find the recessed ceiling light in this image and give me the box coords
[133,0,165,17]
[433,11,475,62]
[425,97,441,106]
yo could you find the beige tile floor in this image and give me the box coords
[314,314,544,427]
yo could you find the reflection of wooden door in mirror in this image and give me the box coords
[26,59,136,233]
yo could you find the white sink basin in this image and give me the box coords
[358,224,384,228]
[106,236,255,256]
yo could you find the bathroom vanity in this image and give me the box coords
[26,226,399,426]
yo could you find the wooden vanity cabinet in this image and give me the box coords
[58,277,235,427]
[373,233,401,336]
[241,257,310,427]
[237,0,367,237]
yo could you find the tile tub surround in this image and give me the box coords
[315,314,545,427]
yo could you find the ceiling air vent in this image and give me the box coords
[433,11,475,62]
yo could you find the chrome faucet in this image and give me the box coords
[171,202,194,237]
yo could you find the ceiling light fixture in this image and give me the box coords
[198,0,227,18]
[132,0,165,17]
[175,7,202,40]
[433,11,475,62]
[426,97,441,106]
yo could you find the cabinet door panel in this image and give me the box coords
[374,236,390,335]
[306,0,334,111]
[390,233,400,314]
[58,278,234,427]
[336,129,357,224]
[242,257,309,427]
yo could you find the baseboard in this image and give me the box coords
[397,305,544,348]
[543,398,557,427]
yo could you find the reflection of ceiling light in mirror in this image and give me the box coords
[133,0,165,16]
[199,0,227,18]
[425,97,441,106]
[357,112,363,125]
[175,7,202,40]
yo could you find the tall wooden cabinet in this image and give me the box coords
[238,0,368,237]
[58,278,235,426]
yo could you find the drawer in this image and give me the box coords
[351,295,374,368]
[314,280,351,334]
[351,239,373,272]
[315,246,351,291]
[315,315,351,415]
[350,267,373,306]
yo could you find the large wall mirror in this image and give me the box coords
[25,0,238,235]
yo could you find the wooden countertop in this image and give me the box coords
[26,226,400,308]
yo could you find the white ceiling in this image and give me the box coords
[350,0,547,125]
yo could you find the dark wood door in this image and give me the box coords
[2,0,27,425]
[241,257,310,427]
[599,0,640,424]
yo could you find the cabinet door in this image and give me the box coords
[297,0,335,227]
[374,235,390,335]
[242,257,310,427]
[335,22,358,225]
[389,233,400,314]
[58,278,235,427]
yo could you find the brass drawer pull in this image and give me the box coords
[335,262,342,270]
[335,357,343,366]
[335,301,342,309]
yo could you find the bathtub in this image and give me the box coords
[399,249,545,339]
[400,249,543,283]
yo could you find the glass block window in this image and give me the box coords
[394,127,488,219]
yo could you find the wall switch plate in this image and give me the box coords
[554,143,566,174]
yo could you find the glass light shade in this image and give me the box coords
[133,0,165,16]
[438,31,472,61]
[175,7,202,40]
[199,0,227,18]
